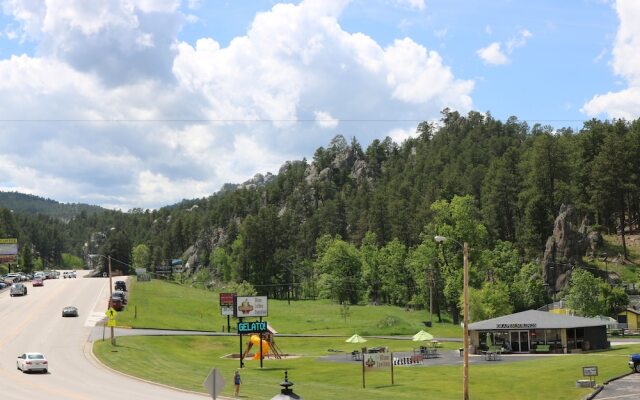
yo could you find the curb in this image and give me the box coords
[84,338,233,399]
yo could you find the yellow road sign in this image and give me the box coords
[107,319,116,327]
[105,308,117,319]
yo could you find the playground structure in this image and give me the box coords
[242,325,283,360]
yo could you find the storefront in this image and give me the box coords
[468,310,609,354]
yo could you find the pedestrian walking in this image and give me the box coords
[234,369,241,397]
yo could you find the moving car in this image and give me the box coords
[629,354,640,373]
[62,306,79,317]
[17,352,48,373]
[10,283,27,296]
[32,278,44,287]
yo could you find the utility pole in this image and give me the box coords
[108,255,115,346]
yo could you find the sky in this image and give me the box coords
[0,0,638,211]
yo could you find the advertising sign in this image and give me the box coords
[364,353,392,369]
[238,320,269,334]
[0,238,18,255]
[235,296,268,317]
[219,293,235,307]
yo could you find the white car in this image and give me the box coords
[17,352,48,373]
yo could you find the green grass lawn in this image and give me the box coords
[94,335,638,400]
[95,279,638,399]
[117,279,462,338]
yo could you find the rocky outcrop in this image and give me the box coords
[542,204,589,293]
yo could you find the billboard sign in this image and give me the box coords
[235,296,268,317]
[0,238,18,255]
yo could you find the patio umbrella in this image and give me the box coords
[345,334,367,343]
[412,330,434,342]
[486,333,493,347]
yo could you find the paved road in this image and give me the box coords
[0,272,207,400]
[593,373,640,399]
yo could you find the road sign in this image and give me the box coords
[107,319,116,327]
[105,308,117,319]
[203,367,225,399]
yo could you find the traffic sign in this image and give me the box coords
[105,308,117,319]
[107,319,116,327]
[203,367,225,399]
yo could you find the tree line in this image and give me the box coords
[2,110,639,321]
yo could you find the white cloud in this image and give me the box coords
[387,127,416,144]
[0,0,474,209]
[396,0,425,11]
[582,0,640,118]
[477,29,531,66]
[315,111,339,128]
[477,42,509,65]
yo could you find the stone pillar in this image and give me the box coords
[561,329,568,354]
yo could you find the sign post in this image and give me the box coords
[583,366,598,387]
[219,293,236,332]
[203,367,225,399]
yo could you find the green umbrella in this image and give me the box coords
[412,330,434,342]
[346,334,367,343]
[486,333,493,348]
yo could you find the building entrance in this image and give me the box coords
[510,330,530,353]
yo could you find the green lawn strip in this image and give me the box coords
[118,279,461,338]
[93,335,638,400]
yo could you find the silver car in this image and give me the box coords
[17,352,48,373]
[10,283,27,296]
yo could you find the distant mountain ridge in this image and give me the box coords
[0,191,106,220]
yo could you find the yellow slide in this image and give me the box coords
[250,334,270,360]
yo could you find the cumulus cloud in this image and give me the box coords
[0,0,474,209]
[477,29,531,66]
[583,0,640,118]
[477,42,508,65]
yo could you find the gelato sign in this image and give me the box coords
[234,296,268,317]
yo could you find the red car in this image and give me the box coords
[32,278,44,287]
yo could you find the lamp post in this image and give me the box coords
[435,235,469,400]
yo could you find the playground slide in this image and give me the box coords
[250,334,271,360]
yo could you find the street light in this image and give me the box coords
[435,235,469,400]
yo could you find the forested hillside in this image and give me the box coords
[0,191,106,220]
[2,110,639,322]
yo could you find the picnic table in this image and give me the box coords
[419,346,439,359]
[482,347,502,361]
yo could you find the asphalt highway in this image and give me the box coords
[0,272,207,400]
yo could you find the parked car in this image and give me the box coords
[70,271,77,278]
[62,306,79,317]
[0,282,7,289]
[17,352,48,373]
[114,280,127,291]
[112,290,127,305]
[10,283,27,296]
[32,278,44,287]
[109,296,124,311]
[629,354,640,373]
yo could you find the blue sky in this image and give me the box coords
[0,0,637,210]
